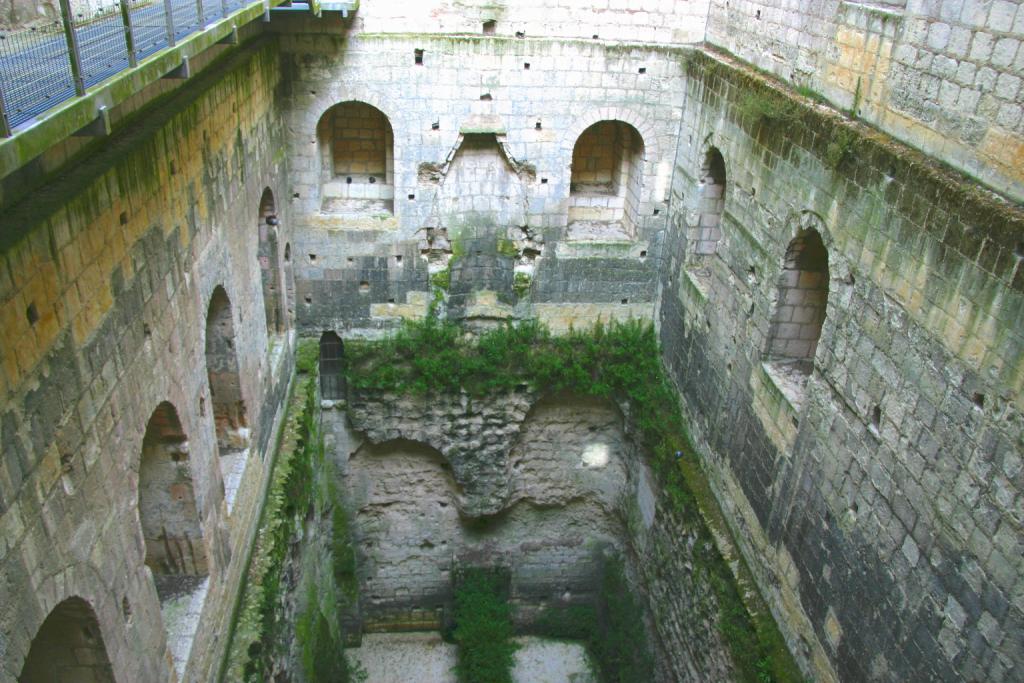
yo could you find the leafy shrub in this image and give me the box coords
[453,568,518,683]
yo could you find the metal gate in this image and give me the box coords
[319,332,345,400]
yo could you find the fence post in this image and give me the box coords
[0,75,12,137]
[58,0,86,96]
[164,0,177,47]
[221,0,229,19]
[196,0,204,27]
[120,1,138,68]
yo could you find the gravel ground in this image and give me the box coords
[347,632,595,683]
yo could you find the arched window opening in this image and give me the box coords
[20,597,116,682]
[283,242,295,328]
[694,147,726,256]
[139,402,209,679]
[765,229,830,378]
[204,287,249,511]
[568,120,644,241]
[319,332,345,400]
[316,101,395,217]
[258,188,285,337]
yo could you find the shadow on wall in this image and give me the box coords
[19,597,115,682]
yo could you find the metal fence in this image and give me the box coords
[0,0,261,135]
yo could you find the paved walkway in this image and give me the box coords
[347,632,596,683]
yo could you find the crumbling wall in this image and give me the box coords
[342,389,737,682]
[275,25,678,334]
[660,52,1024,682]
[0,39,291,683]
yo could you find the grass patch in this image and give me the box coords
[737,90,801,125]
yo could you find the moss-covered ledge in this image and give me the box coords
[220,344,359,682]
[686,47,1024,267]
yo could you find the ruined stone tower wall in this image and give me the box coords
[0,39,292,682]
[274,21,682,335]
[706,0,1024,203]
[659,52,1024,682]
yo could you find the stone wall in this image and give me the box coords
[273,23,678,335]
[340,388,737,682]
[0,37,294,683]
[351,0,711,45]
[659,51,1024,682]
[705,0,1024,203]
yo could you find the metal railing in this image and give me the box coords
[0,0,256,135]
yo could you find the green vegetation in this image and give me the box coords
[533,556,652,683]
[347,317,804,683]
[223,349,360,682]
[452,568,518,683]
[431,267,452,291]
[512,272,532,297]
[295,337,320,375]
[737,90,801,126]
[795,84,825,104]
[825,128,858,170]
[496,237,519,258]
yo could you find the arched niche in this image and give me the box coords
[568,120,645,241]
[316,101,395,216]
[257,188,285,337]
[138,401,210,679]
[693,146,726,256]
[765,227,830,376]
[19,597,116,682]
[204,286,249,511]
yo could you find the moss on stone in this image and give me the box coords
[512,272,531,297]
[295,337,320,375]
[496,238,519,258]
[221,370,360,682]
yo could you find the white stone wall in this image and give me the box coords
[705,0,1024,202]
[353,0,711,45]
[277,24,684,264]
